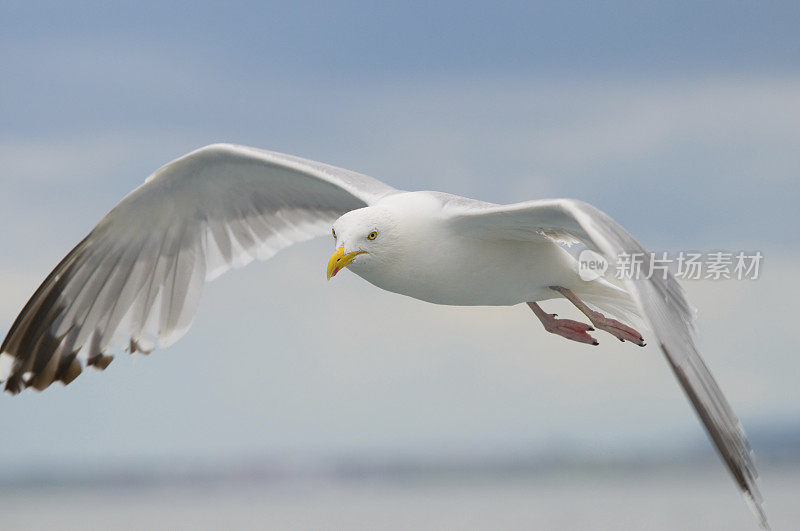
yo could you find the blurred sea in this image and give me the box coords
[2,462,798,530]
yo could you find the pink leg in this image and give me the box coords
[527,301,599,346]
[549,286,646,347]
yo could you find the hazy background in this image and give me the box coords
[1,1,798,529]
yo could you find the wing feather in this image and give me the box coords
[2,144,397,393]
[447,197,767,528]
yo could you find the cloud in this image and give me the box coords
[3,71,799,255]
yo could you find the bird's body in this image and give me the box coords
[340,191,618,307]
[0,143,768,528]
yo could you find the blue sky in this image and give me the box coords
[1,1,798,477]
[3,1,800,76]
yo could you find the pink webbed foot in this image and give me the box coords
[540,313,599,346]
[588,311,646,346]
[546,286,646,347]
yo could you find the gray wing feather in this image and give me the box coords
[1,144,398,393]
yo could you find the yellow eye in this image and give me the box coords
[367,230,378,240]
[331,228,336,238]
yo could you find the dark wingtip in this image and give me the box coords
[55,352,82,385]
[660,341,767,528]
[87,353,114,371]
[4,377,22,395]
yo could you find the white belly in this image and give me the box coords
[352,235,580,306]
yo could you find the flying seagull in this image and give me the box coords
[0,144,766,528]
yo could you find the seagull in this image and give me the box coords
[0,143,766,528]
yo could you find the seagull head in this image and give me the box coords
[327,206,400,280]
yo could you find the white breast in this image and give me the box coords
[350,193,580,306]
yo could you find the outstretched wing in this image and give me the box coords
[445,197,767,529]
[1,144,398,394]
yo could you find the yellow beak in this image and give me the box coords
[327,246,366,280]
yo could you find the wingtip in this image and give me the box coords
[744,492,770,530]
